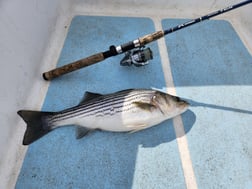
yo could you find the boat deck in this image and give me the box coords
[16,15,252,188]
[0,1,251,189]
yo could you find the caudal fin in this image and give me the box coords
[17,110,54,145]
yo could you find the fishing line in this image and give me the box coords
[43,0,252,80]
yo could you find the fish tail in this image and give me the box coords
[17,110,55,145]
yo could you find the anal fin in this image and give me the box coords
[75,126,92,139]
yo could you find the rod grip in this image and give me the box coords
[139,31,164,45]
[43,52,105,80]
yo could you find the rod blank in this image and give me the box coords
[43,0,252,81]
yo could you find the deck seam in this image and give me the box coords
[153,17,198,189]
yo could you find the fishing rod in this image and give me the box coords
[43,0,252,81]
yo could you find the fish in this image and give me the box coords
[17,89,189,145]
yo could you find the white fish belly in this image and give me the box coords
[73,107,167,132]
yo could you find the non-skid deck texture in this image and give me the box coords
[162,19,252,188]
[15,16,252,189]
[15,16,186,189]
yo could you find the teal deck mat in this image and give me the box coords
[16,16,252,189]
[16,16,187,189]
[162,19,252,188]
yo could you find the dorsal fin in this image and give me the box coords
[79,91,103,105]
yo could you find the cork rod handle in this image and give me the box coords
[43,52,105,80]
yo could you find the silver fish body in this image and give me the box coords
[18,89,189,145]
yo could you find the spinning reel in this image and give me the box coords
[43,0,251,81]
[120,47,153,67]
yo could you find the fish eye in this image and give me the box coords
[173,96,180,102]
[152,95,157,100]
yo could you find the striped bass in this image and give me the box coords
[17,89,189,145]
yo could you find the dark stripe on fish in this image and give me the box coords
[54,90,152,118]
[50,94,150,123]
[48,90,155,123]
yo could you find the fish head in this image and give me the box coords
[152,91,189,116]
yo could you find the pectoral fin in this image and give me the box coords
[127,123,148,133]
[133,102,155,112]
